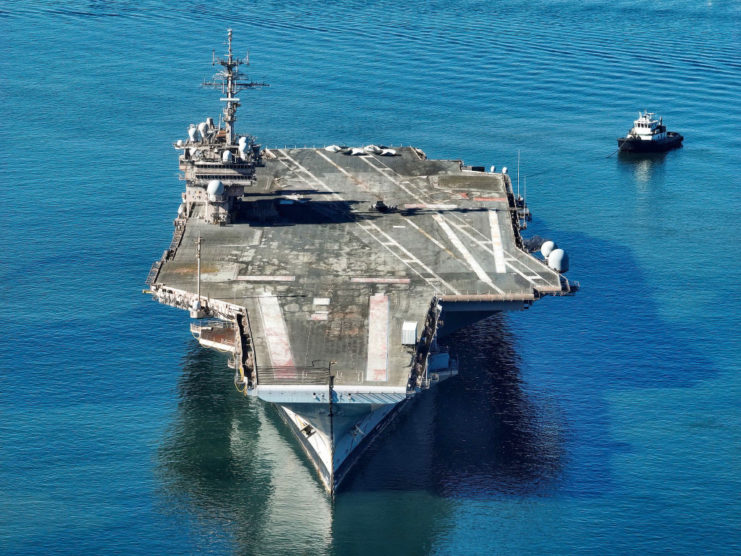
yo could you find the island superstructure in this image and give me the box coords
[146,31,577,495]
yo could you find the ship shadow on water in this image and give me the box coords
[341,313,565,498]
[501,223,719,499]
[340,223,719,500]
[153,229,720,551]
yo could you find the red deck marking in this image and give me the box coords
[473,197,506,202]
[351,277,411,284]
[459,192,469,199]
[257,295,296,377]
[365,293,389,382]
[236,275,296,282]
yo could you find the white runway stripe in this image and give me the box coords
[488,210,507,274]
[432,214,503,293]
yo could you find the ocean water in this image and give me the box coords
[2,0,739,553]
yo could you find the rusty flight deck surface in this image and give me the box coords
[155,145,567,390]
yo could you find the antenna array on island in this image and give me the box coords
[203,29,268,146]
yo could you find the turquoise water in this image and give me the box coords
[2,0,739,553]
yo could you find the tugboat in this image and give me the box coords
[617,111,683,153]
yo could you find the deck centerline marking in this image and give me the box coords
[314,150,371,191]
[445,211,552,283]
[361,219,460,294]
[366,153,560,285]
[369,154,554,282]
[359,156,426,203]
[488,210,507,274]
[432,213,503,293]
[402,217,454,254]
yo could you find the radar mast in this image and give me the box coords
[203,29,268,146]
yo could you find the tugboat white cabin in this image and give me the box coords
[617,110,683,153]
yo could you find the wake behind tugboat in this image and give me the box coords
[617,110,683,153]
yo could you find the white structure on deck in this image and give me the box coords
[173,29,268,225]
[625,110,667,142]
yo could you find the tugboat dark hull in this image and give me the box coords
[617,131,683,153]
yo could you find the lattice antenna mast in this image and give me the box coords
[203,29,268,146]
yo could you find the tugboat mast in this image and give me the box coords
[203,29,268,146]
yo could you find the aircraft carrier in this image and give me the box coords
[146,31,577,495]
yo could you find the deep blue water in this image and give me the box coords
[2,1,740,553]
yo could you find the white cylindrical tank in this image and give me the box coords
[502,166,508,174]
[547,249,569,273]
[541,240,557,258]
[490,165,496,173]
[222,150,233,163]
[197,121,209,138]
[207,179,224,202]
[206,117,214,129]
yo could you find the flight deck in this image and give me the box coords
[153,146,569,391]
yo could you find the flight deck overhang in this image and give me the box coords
[255,385,407,404]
